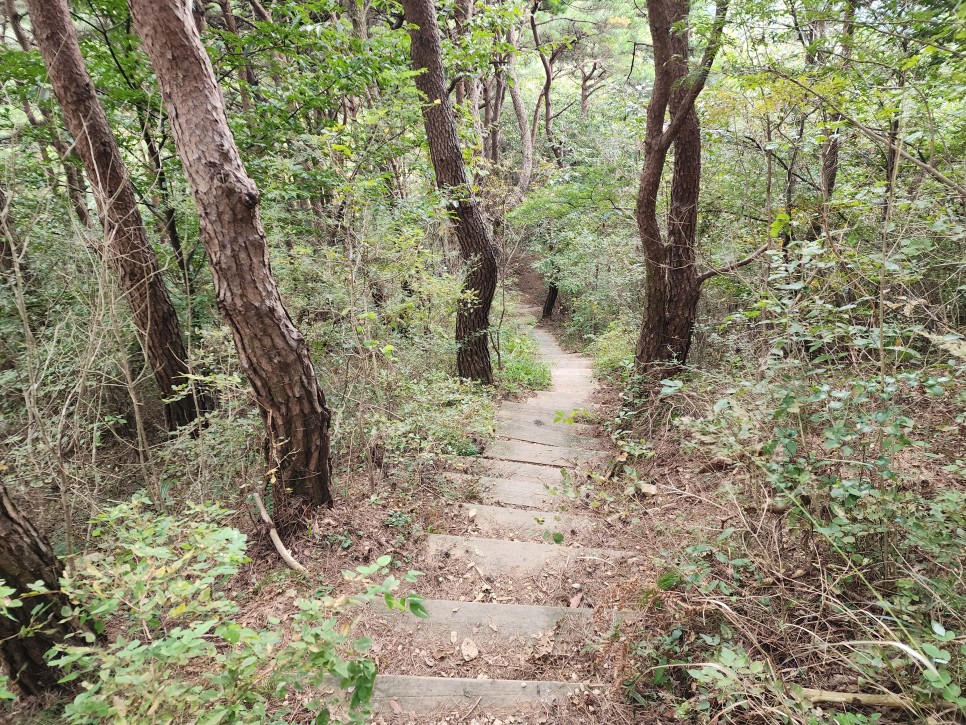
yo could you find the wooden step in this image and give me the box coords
[482,459,570,486]
[485,439,605,467]
[369,597,593,636]
[424,534,632,578]
[494,416,606,451]
[460,503,600,543]
[444,471,561,508]
[370,675,597,714]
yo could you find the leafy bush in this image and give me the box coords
[374,370,493,460]
[494,320,552,394]
[588,318,637,383]
[2,496,424,724]
[625,360,966,722]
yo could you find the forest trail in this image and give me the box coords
[363,307,635,723]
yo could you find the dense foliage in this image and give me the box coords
[0,0,963,721]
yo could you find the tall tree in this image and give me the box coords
[127,0,334,508]
[0,486,75,696]
[634,0,732,371]
[506,25,533,207]
[529,1,566,168]
[25,0,203,429]
[403,0,498,383]
[2,0,92,228]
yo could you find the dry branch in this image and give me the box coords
[253,491,308,574]
[797,687,910,709]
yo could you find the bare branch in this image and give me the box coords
[697,241,770,285]
[252,490,308,574]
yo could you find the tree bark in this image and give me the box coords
[634,0,727,372]
[542,283,558,318]
[486,72,506,166]
[403,0,498,383]
[0,485,75,696]
[26,0,202,430]
[128,0,333,508]
[4,0,93,229]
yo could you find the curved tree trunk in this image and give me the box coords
[634,0,727,373]
[128,0,333,508]
[0,486,75,696]
[529,4,564,168]
[663,105,702,363]
[26,0,203,430]
[403,0,498,384]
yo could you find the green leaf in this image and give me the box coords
[407,596,429,619]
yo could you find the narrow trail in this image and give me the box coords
[364,307,636,723]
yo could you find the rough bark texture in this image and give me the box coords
[0,485,74,696]
[26,0,200,430]
[634,0,726,372]
[403,0,497,383]
[486,72,506,166]
[128,0,333,507]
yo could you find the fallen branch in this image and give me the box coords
[253,491,308,574]
[796,687,910,709]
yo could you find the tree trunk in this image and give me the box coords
[506,27,532,206]
[128,0,333,508]
[529,4,564,168]
[487,71,506,166]
[403,0,498,384]
[26,0,202,430]
[5,0,93,228]
[216,0,258,111]
[663,105,701,362]
[542,283,558,318]
[453,0,484,156]
[633,0,727,373]
[0,486,75,696]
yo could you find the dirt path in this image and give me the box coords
[363,307,636,724]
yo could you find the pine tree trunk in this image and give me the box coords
[128,0,333,507]
[26,0,202,430]
[403,0,497,384]
[634,0,711,372]
[0,486,74,696]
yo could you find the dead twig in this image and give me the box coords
[252,490,308,574]
[796,687,910,709]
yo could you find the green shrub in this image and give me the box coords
[626,363,966,722]
[375,370,494,459]
[588,318,637,383]
[2,495,424,724]
[495,322,551,394]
